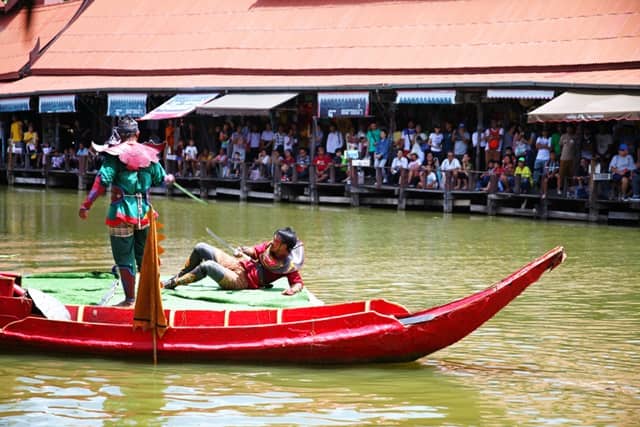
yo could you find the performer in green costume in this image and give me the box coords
[78,117,174,307]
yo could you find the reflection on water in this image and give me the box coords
[0,187,639,426]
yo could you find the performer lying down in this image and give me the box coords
[162,227,305,296]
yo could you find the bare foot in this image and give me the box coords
[113,299,135,308]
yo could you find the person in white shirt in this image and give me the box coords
[325,124,344,156]
[260,123,275,152]
[248,125,261,160]
[533,128,552,186]
[401,121,416,152]
[609,144,636,199]
[389,149,408,184]
[273,125,287,153]
[283,128,298,153]
[440,151,462,189]
[428,124,444,161]
[183,139,199,176]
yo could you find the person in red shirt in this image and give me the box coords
[162,227,304,296]
[313,146,332,182]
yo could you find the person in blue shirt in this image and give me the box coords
[374,130,391,182]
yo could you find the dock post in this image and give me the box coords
[273,161,282,202]
[397,168,407,210]
[240,162,248,201]
[6,150,14,185]
[588,169,599,222]
[349,163,359,207]
[443,171,453,213]
[199,160,208,199]
[486,174,498,216]
[77,156,87,190]
[309,165,319,205]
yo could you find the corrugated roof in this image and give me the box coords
[0,0,83,80]
[30,0,640,75]
[3,69,640,97]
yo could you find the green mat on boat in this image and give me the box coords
[22,272,320,310]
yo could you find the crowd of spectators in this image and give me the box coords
[4,113,640,201]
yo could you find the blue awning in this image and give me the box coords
[107,93,147,117]
[395,90,456,104]
[141,93,218,120]
[39,95,76,113]
[317,91,369,118]
[0,97,30,112]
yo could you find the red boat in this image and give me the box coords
[0,247,564,364]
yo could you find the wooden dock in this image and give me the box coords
[2,158,639,226]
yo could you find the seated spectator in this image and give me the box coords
[313,146,332,183]
[406,152,422,187]
[333,149,347,182]
[541,150,561,197]
[608,143,636,200]
[410,137,425,164]
[198,148,214,177]
[419,163,438,189]
[440,151,461,189]
[249,149,270,180]
[514,157,533,194]
[229,152,242,178]
[23,123,39,168]
[280,149,296,181]
[456,153,472,190]
[477,160,496,191]
[389,150,408,185]
[498,155,515,192]
[631,157,640,200]
[296,148,310,180]
[573,157,590,198]
[212,148,229,178]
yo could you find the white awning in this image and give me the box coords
[395,89,456,104]
[196,93,298,116]
[486,89,554,99]
[140,93,219,120]
[0,97,30,112]
[39,95,76,113]
[107,93,147,117]
[528,92,640,123]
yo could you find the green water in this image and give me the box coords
[0,187,638,426]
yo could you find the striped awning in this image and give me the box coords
[317,91,369,118]
[395,89,456,104]
[196,93,298,116]
[39,95,76,113]
[107,93,147,117]
[486,89,554,100]
[0,97,30,112]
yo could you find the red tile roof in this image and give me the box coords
[30,0,640,76]
[0,0,82,80]
[2,69,640,97]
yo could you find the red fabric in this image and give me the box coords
[313,154,332,173]
[240,242,304,290]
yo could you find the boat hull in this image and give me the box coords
[0,247,565,364]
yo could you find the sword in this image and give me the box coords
[205,227,249,260]
[98,266,120,306]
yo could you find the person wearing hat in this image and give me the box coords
[514,156,533,194]
[78,117,175,307]
[608,143,636,200]
[162,227,305,296]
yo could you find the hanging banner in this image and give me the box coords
[0,97,30,112]
[396,90,456,104]
[317,91,369,118]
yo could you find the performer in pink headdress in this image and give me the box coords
[78,117,174,307]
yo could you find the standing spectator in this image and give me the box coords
[485,120,503,165]
[595,124,613,163]
[389,149,408,185]
[428,124,444,161]
[273,125,287,153]
[401,121,416,152]
[164,120,175,152]
[366,122,380,162]
[325,124,344,156]
[374,129,391,182]
[472,125,486,170]
[248,124,261,161]
[260,123,275,152]
[23,123,39,168]
[453,123,470,161]
[559,125,578,194]
[313,146,332,182]
[9,115,23,167]
[410,136,425,164]
[183,139,199,176]
[442,122,454,156]
[533,128,552,188]
[550,124,562,158]
[609,144,636,200]
[283,127,298,154]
